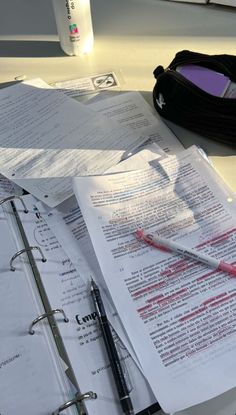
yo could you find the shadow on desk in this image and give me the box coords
[0,40,64,58]
[74,88,236,158]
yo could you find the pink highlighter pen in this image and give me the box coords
[135,229,236,277]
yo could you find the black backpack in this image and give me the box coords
[153,50,236,146]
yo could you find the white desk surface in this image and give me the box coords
[0,1,236,414]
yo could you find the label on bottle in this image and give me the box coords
[69,23,80,42]
[52,0,94,55]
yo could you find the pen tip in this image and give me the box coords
[90,278,97,291]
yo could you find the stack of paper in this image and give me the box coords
[72,145,236,413]
[1,75,236,415]
[0,78,183,206]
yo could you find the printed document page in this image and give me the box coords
[73,146,236,413]
[51,71,120,98]
[34,143,167,368]
[35,144,167,277]
[0,206,76,415]
[0,78,146,207]
[16,194,157,415]
[88,91,184,154]
[0,174,22,198]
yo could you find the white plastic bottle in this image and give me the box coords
[52,0,94,56]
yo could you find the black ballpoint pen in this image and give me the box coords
[90,279,135,415]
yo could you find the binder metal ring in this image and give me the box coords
[10,246,47,271]
[0,195,28,213]
[29,309,69,335]
[52,391,97,415]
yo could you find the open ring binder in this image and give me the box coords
[0,195,28,213]
[52,391,97,415]
[10,245,47,271]
[1,195,161,415]
[29,309,69,335]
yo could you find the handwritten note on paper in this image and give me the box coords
[73,146,236,413]
[15,194,156,415]
[0,78,146,207]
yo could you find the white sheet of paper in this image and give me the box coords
[51,72,120,97]
[0,174,22,198]
[39,145,167,280]
[73,146,236,413]
[35,144,167,369]
[15,194,157,415]
[0,78,146,207]
[0,206,76,415]
[88,91,184,154]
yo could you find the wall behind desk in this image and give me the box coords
[0,0,236,38]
